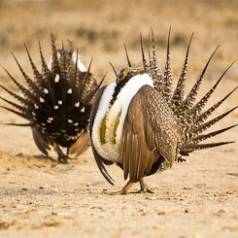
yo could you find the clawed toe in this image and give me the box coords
[139,186,154,194]
[140,188,154,194]
[106,181,134,195]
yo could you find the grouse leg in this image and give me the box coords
[139,178,154,193]
[53,143,68,163]
[110,181,135,195]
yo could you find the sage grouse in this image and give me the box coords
[90,31,237,194]
[0,35,103,162]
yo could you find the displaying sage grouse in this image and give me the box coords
[0,35,103,163]
[90,30,237,194]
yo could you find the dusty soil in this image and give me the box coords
[0,0,238,237]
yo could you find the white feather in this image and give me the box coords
[91,73,153,163]
[91,83,116,160]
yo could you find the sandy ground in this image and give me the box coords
[0,0,238,237]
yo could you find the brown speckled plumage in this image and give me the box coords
[89,30,237,194]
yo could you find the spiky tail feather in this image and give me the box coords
[0,34,102,158]
[168,44,236,154]
[141,31,237,155]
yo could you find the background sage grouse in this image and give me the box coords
[89,30,237,194]
[0,34,104,163]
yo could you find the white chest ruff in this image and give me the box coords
[91,73,153,163]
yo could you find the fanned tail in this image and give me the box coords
[0,34,99,159]
[175,57,237,154]
[144,31,237,156]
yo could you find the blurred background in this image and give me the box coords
[0,0,237,85]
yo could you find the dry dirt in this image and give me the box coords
[0,0,238,237]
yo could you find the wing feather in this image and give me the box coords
[122,85,180,182]
[122,86,158,182]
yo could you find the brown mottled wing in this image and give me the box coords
[89,86,114,185]
[121,85,180,182]
[31,127,50,155]
[69,131,90,156]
